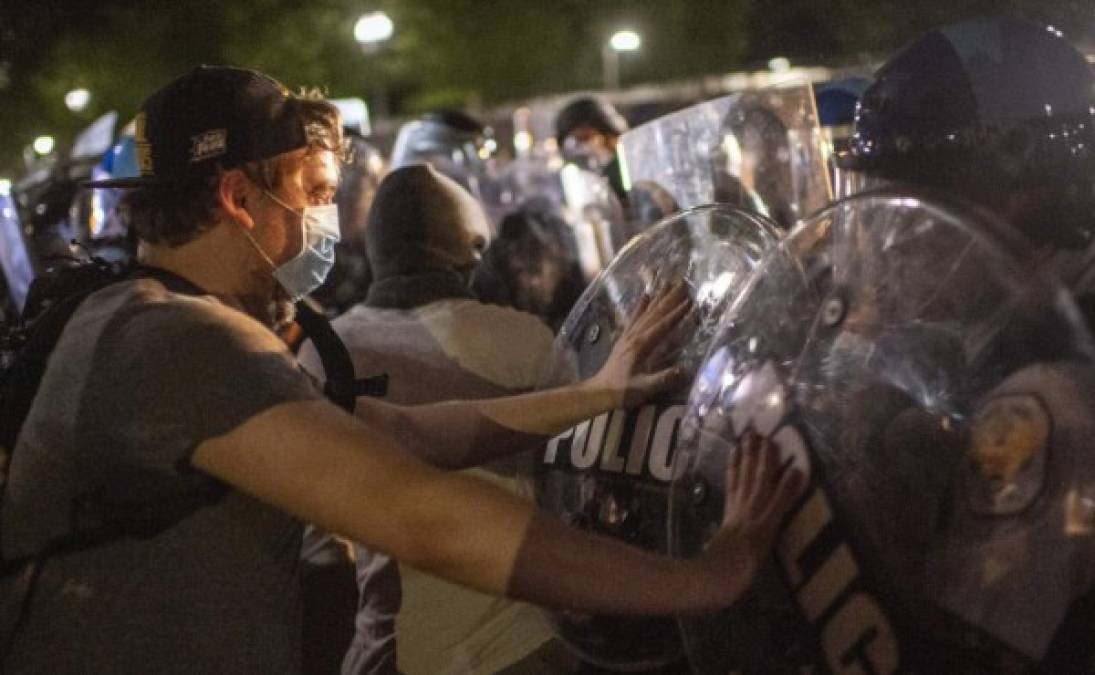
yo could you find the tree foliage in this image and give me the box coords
[0,0,1090,175]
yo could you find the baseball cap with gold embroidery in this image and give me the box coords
[87,65,332,188]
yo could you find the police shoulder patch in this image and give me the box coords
[970,393,1051,483]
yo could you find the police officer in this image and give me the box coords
[838,17,1095,320]
[555,96,629,203]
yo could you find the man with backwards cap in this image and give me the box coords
[0,66,802,673]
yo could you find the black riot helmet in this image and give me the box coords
[389,110,496,201]
[390,110,493,171]
[840,17,1095,250]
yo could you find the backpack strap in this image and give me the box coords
[294,300,387,412]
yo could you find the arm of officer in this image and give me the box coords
[351,283,694,469]
[193,405,801,614]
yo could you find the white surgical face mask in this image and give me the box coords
[562,135,614,172]
[241,190,341,302]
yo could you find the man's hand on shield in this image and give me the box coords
[587,280,694,409]
[697,429,805,605]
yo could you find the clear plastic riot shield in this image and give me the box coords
[13,111,121,269]
[618,83,832,232]
[536,204,782,670]
[669,190,1095,673]
[480,153,567,225]
[0,192,34,313]
[559,164,628,280]
[472,194,589,333]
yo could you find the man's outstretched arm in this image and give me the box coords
[193,399,801,615]
[354,283,695,469]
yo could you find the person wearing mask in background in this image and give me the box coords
[555,96,628,204]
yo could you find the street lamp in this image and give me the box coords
[603,29,641,91]
[354,11,395,122]
[354,11,394,51]
[33,135,55,156]
[65,88,91,113]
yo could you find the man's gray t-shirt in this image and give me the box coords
[0,278,322,674]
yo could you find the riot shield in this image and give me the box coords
[559,163,628,279]
[0,192,34,313]
[536,204,782,669]
[618,83,832,231]
[13,111,121,268]
[669,190,1095,673]
[66,126,138,264]
[479,153,567,225]
[471,195,587,333]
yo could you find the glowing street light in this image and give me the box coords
[354,11,394,48]
[33,135,55,156]
[0,178,11,196]
[610,30,642,52]
[65,88,91,113]
[354,11,395,123]
[603,29,642,90]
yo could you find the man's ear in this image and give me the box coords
[219,169,257,230]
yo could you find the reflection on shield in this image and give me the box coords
[476,154,629,330]
[0,192,34,313]
[10,111,126,281]
[618,83,832,232]
[481,154,567,225]
[670,190,1095,673]
[536,204,782,670]
[559,164,628,279]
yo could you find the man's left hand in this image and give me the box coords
[588,280,694,409]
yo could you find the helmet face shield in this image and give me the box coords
[390,118,498,205]
[618,83,832,231]
[0,191,34,312]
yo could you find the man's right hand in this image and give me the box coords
[694,429,805,607]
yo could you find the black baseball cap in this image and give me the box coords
[87,65,326,188]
